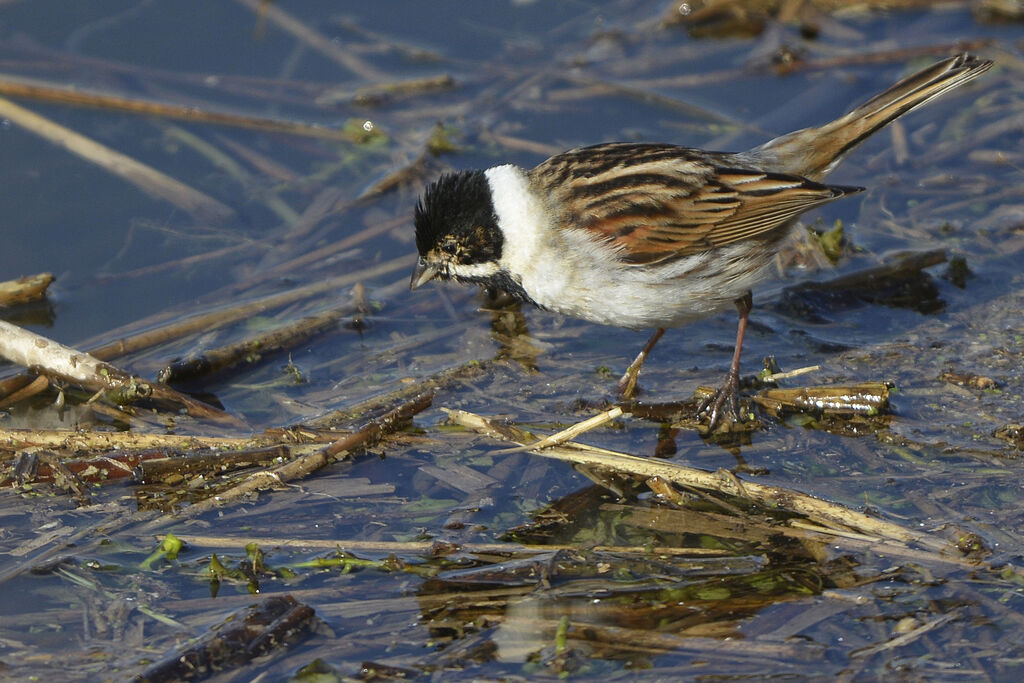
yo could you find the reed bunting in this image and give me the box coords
[410,53,992,429]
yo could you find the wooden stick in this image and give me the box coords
[445,408,964,557]
[493,407,624,454]
[0,96,234,222]
[0,319,239,425]
[156,307,350,384]
[0,72,364,142]
[155,393,433,520]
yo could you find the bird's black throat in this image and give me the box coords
[463,270,538,308]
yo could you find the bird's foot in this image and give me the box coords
[697,368,746,432]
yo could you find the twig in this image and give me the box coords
[233,0,388,81]
[0,425,248,454]
[135,595,316,682]
[0,375,49,410]
[157,306,350,384]
[0,319,239,425]
[132,445,294,484]
[445,408,966,558]
[851,610,961,658]
[0,71,365,142]
[173,534,731,556]
[493,406,624,454]
[0,273,54,307]
[319,74,456,106]
[762,364,820,381]
[215,134,299,183]
[161,125,299,224]
[0,96,234,223]
[0,255,412,396]
[96,238,267,282]
[161,392,433,519]
[248,214,411,288]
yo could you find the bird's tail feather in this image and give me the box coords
[753,53,993,180]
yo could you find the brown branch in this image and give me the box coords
[445,408,972,563]
[157,306,351,384]
[163,392,433,519]
[0,71,363,141]
[0,256,412,402]
[0,96,235,223]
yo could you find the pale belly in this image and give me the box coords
[517,240,776,330]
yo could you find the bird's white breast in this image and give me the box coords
[484,164,772,329]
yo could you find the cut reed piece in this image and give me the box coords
[0,319,237,424]
[324,73,457,106]
[158,392,433,519]
[0,375,49,411]
[0,72,365,142]
[175,534,728,556]
[752,382,891,416]
[0,426,260,454]
[444,408,964,556]
[0,273,54,307]
[157,307,349,384]
[493,406,624,454]
[0,96,235,223]
[135,595,316,682]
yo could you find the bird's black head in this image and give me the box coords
[410,170,504,289]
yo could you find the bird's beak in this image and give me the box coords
[410,258,439,290]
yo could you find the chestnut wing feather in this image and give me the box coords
[531,143,860,265]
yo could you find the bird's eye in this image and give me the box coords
[441,237,461,256]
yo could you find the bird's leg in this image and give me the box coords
[617,327,665,399]
[699,291,753,430]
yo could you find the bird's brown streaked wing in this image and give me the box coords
[542,152,861,265]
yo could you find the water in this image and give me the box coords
[0,1,1022,680]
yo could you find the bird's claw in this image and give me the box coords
[697,368,744,432]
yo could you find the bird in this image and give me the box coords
[409,53,992,430]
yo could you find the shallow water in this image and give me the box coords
[0,1,1022,680]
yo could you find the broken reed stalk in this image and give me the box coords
[232,213,411,290]
[160,125,300,224]
[0,273,54,307]
[162,392,433,519]
[0,427,264,456]
[0,257,411,402]
[91,256,412,359]
[173,534,730,556]
[232,0,388,81]
[493,406,624,454]
[444,408,960,556]
[0,96,235,223]
[0,72,365,142]
[135,595,316,683]
[157,306,351,384]
[0,375,49,411]
[0,319,238,425]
